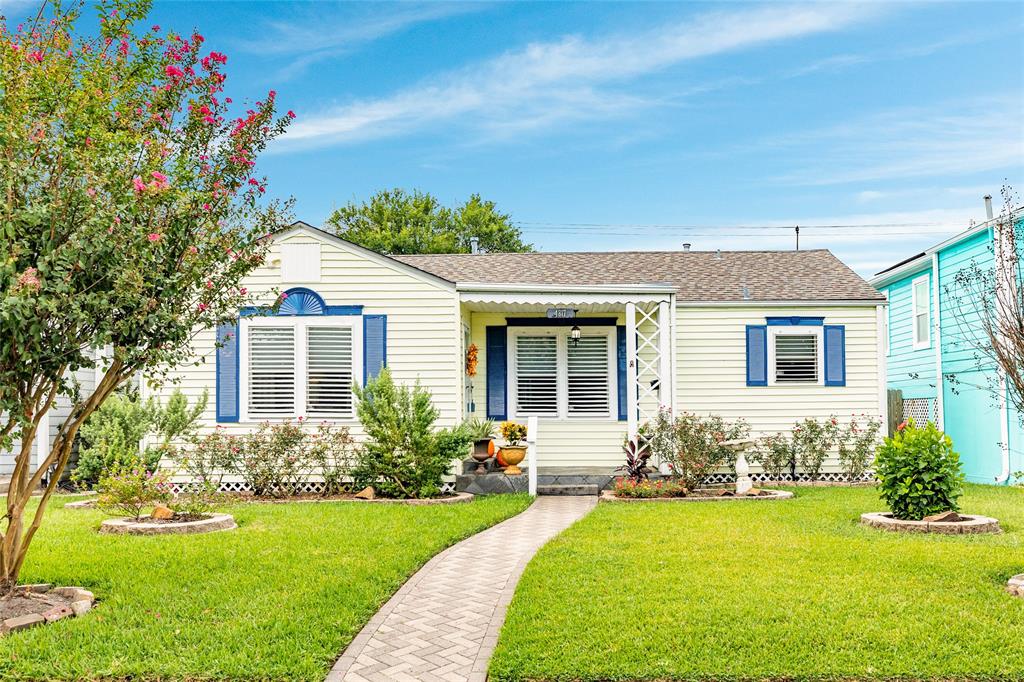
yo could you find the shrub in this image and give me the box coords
[752,433,793,482]
[169,479,224,518]
[647,409,749,492]
[175,426,240,489]
[874,419,964,520]
[613,477,687,498]
[352,368,455,499]
[616,435,651,483]
[792,416,840,482]
[96,462,173,519]
[73,392,159,489]
[837,415,882,481]
[306,422,356,496]
[73,388,206,489]
[236,421,307,497]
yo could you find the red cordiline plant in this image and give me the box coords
[0,0,292,589]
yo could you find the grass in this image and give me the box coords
[489,484,1024,681]
[0,494,532,681]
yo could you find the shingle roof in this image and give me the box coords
[393,249,884,302]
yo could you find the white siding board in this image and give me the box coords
[676,305,881,474]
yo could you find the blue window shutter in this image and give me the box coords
[216,321,239,422]
[824,325,846,386]
[616,326,627,421]
[486,326,507,420]
[746,325,768,387]
[363,315,387,384]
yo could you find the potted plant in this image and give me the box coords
[464,417,495,474]
[499,421,529,475]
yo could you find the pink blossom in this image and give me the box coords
[287,110,296,119]
[26,50,43,63]
[147,232,162,242]
[188,245,199,255]
[85,187,96,197]
[14,267,41,294]
[165,64,184,79]
[202,203,211,211]
[197,303,209,312]
[132,176,146,192]
[205,280,213,289]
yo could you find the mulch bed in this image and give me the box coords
[601,488,794,503]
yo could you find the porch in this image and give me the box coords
[455,284,677,490]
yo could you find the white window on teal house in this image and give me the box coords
[239,315,362,421]
[510,328,615,419]
[912,274,930,350]
[769,326,823,384]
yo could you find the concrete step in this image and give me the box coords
[537,484,599,496]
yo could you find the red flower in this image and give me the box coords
[165,64,184,79]
[897,419,909,432]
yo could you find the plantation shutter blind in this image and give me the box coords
[567,335,610,415]
[248,326,296,416]
[774,334,818,383]
[515,335,558,415]
[307,326,354,417]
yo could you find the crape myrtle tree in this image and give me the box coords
[944,185,1024,466]
[0,0,292,589]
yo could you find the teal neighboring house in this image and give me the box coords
[871,201,1023,485]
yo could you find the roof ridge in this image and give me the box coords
[395,249,832,257]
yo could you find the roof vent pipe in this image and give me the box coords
[715,249,721,259]
[682,243,691,252]
[984,195,994,221]
[470,236,479,254]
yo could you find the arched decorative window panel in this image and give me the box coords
[277,287,326,316]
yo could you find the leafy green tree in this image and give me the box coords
[326,188,533,255]
[0,0,291,588]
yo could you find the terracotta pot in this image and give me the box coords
[500,445,527,475]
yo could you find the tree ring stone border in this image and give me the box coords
[99,513,237,535]
[1007,574,1024,598]
[860,512,1001,534]
[600,489,794,503]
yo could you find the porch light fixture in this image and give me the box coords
[570,324,581,346]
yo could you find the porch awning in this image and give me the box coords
[458,283,675,310]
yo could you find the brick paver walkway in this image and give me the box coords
[326,496,597,682]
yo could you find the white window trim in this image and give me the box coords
[238,315,363,423]
[508,326,616,421]
[767,326,824,387]
[911,274,930,350]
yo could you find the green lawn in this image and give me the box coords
[1,494,531,681]
[490,485,1024,681]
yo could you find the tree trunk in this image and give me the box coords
[0,362,127,592]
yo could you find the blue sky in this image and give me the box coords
[4,1,1023,275]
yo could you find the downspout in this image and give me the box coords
[993,218,1011,483]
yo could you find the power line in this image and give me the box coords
[514,220,950,230]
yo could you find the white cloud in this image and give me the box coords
[278,3,884,150]
[763,96,1024,186]
[238,3,484,81]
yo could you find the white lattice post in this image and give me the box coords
[527,415,538,496]
[657,299,672,410]
[625,302,638,440]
